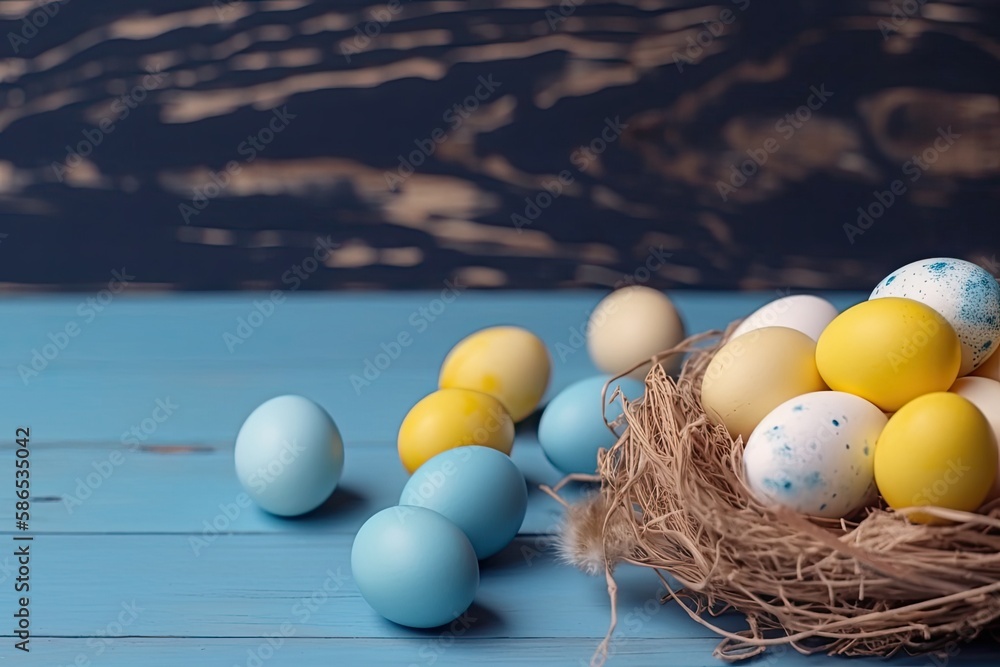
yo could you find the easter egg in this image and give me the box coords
[352,506,479,628]
[731,294,838,342]
[398,388,514,473]
[744,391,886,518]
[587,286,686,379]
[538,375,645,474]
[439,326,551,422]
[400,446,527,559]
[234,395,344,516]
[874,392,997,524]
[950,377,1000,501]
[972,348,1000,382]
[871,257,1000,375]
[816,298,961,412]
[701,327,827,442]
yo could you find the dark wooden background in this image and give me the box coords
[0,0,998,291]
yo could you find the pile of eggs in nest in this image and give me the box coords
[702,257,1000,523]
[229,285,688,629]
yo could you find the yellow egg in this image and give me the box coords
[816,298,961,412]
[874,392,996,524]
[700,327,827,442]
[439,326,551,423]
[587,286,686,379]
[398,388,514,473]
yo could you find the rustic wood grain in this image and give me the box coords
[0,1,998,288]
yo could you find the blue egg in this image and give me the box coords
[234,395,344,516]
[352,506,479,628]
[400,446,527,559]
[538,375,645,474]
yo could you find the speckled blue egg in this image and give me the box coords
[234,395,344,516]
[538,375,645,474]
[870,258,1000,375]
[400,446,527,559]
[352,506,479,628]
[744,391,887,519]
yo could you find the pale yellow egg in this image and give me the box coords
[700,327,827,443]
[950,376,1000,501]
[971,348,1000,381]
[586,286,685,379]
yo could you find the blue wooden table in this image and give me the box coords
[2,291,999,666]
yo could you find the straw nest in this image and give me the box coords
[553,327,1000,664]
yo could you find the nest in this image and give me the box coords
[554,327,1000,664]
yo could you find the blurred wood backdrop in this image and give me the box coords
[0,0,998,291]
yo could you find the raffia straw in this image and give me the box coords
[563,326,1000,663]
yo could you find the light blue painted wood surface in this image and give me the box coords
[1,441,585,536]
[0,292,866,444]
[1,291,997,666]
[19,639,1000,667]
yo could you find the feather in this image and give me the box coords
[557,492,636,576]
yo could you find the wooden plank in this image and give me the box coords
[0,292,865,444]
[0,292,864,367]
[4,367,456,444]
[13,533,741,640]
[26,637,1000,667]
[23,638,695,667]
[0,439,588,536]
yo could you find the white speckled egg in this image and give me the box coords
[744,391,887,519]
[731,294,838,342]
[870,258,1000,375]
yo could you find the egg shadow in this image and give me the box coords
[524,475,552,499]
[515,407,543,437]
[280,485,366,524]
[457,601,505,636]
[478,535,558,572]
[399,601,506,637]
